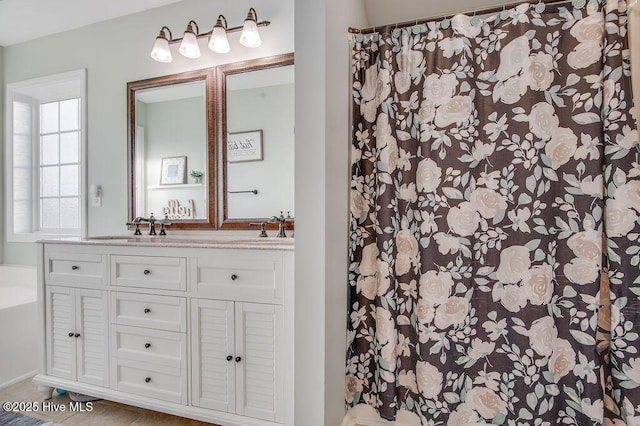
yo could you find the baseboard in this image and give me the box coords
[0,370,37,391]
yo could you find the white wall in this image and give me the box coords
[2,0,294,265]
[294,0,368,424]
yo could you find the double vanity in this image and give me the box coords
[29,49,297,426]
[33,235,294,426]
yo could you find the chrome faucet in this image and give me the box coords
[127,213,171,236]
[270,211,288,238]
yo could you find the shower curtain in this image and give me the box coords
[347,0,640,424]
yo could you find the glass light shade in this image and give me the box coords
[150,36,172,63]
[179,31,201,58]
[208,26,230,53]
[239,19,261,48]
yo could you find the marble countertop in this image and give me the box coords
[39,234,295,251]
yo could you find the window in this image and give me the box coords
[5,70,86,241]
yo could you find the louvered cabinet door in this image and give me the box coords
[191,299,236,413]
[46,286,77,380]
[75,289,109,387]
[235,302,284,422]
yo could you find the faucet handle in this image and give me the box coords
[126,220,142,235]
[159,215,172,236]
[250,222,268,238]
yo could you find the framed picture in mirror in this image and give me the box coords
[227,130,263,163]
[160,156,187,185]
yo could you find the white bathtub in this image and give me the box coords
[0,265,38,389]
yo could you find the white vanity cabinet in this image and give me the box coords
[191,299,284,422]
[191,250,286,422]
[110,254,189,405]
[35,238,294,426]
[43,247,110,388]
[45,286,109,387]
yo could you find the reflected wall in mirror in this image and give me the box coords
[128,69,215,229]
[216,53,294,229]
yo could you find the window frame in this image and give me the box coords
[4,69,87,242]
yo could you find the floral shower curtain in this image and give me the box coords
[347,0,640,424]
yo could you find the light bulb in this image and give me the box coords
[208,26,230,53]
[179,25,201,58]
[240,15,261,48]
[150,36,172,63]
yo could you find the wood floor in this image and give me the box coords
[0,377,220,425]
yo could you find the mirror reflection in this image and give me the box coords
[128,68,215,229]
[225,65,295,219]
[134,80,208,220]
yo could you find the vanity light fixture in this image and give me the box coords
[150,8,270,63]
[239,8,262,48]
[150,26,173,63]
[208,15,230,54]
[179,20,201,59]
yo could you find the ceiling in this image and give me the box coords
[0,0,183,46]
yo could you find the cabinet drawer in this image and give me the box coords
[112,324,186,369]
[112,358,186,405]
[191,250,284,303]
[45,251,107,286]
[111,293,186,332]
[111,255,186,291]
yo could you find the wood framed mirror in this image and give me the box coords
[216,53,295,230]
[127,68,216,229]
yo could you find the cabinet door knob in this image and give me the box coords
[71,265,79,271]
[68,332,74,337]
[145,377,151,383]
[145,343,151,349]
[231,274,238,280]
[235,356,242,363]
[144,308,151,314]
[74,333,80,338]
[143,269,151,275]
[226,355,233,362]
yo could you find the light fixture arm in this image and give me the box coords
[186,20,200,35]
[158,26,173,40]
[216,14,228,30]
[247,8,258,22]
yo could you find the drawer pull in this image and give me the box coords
[145,377,151,383]
[235,356,242,363]
[74,333,81,338]
[68,332,74,337]
[144,308,151,314]
[145,343,151,349]
[143,269,151,275]
[226,355,233,362]
[231,274,238,280]
[71,265,79,271]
